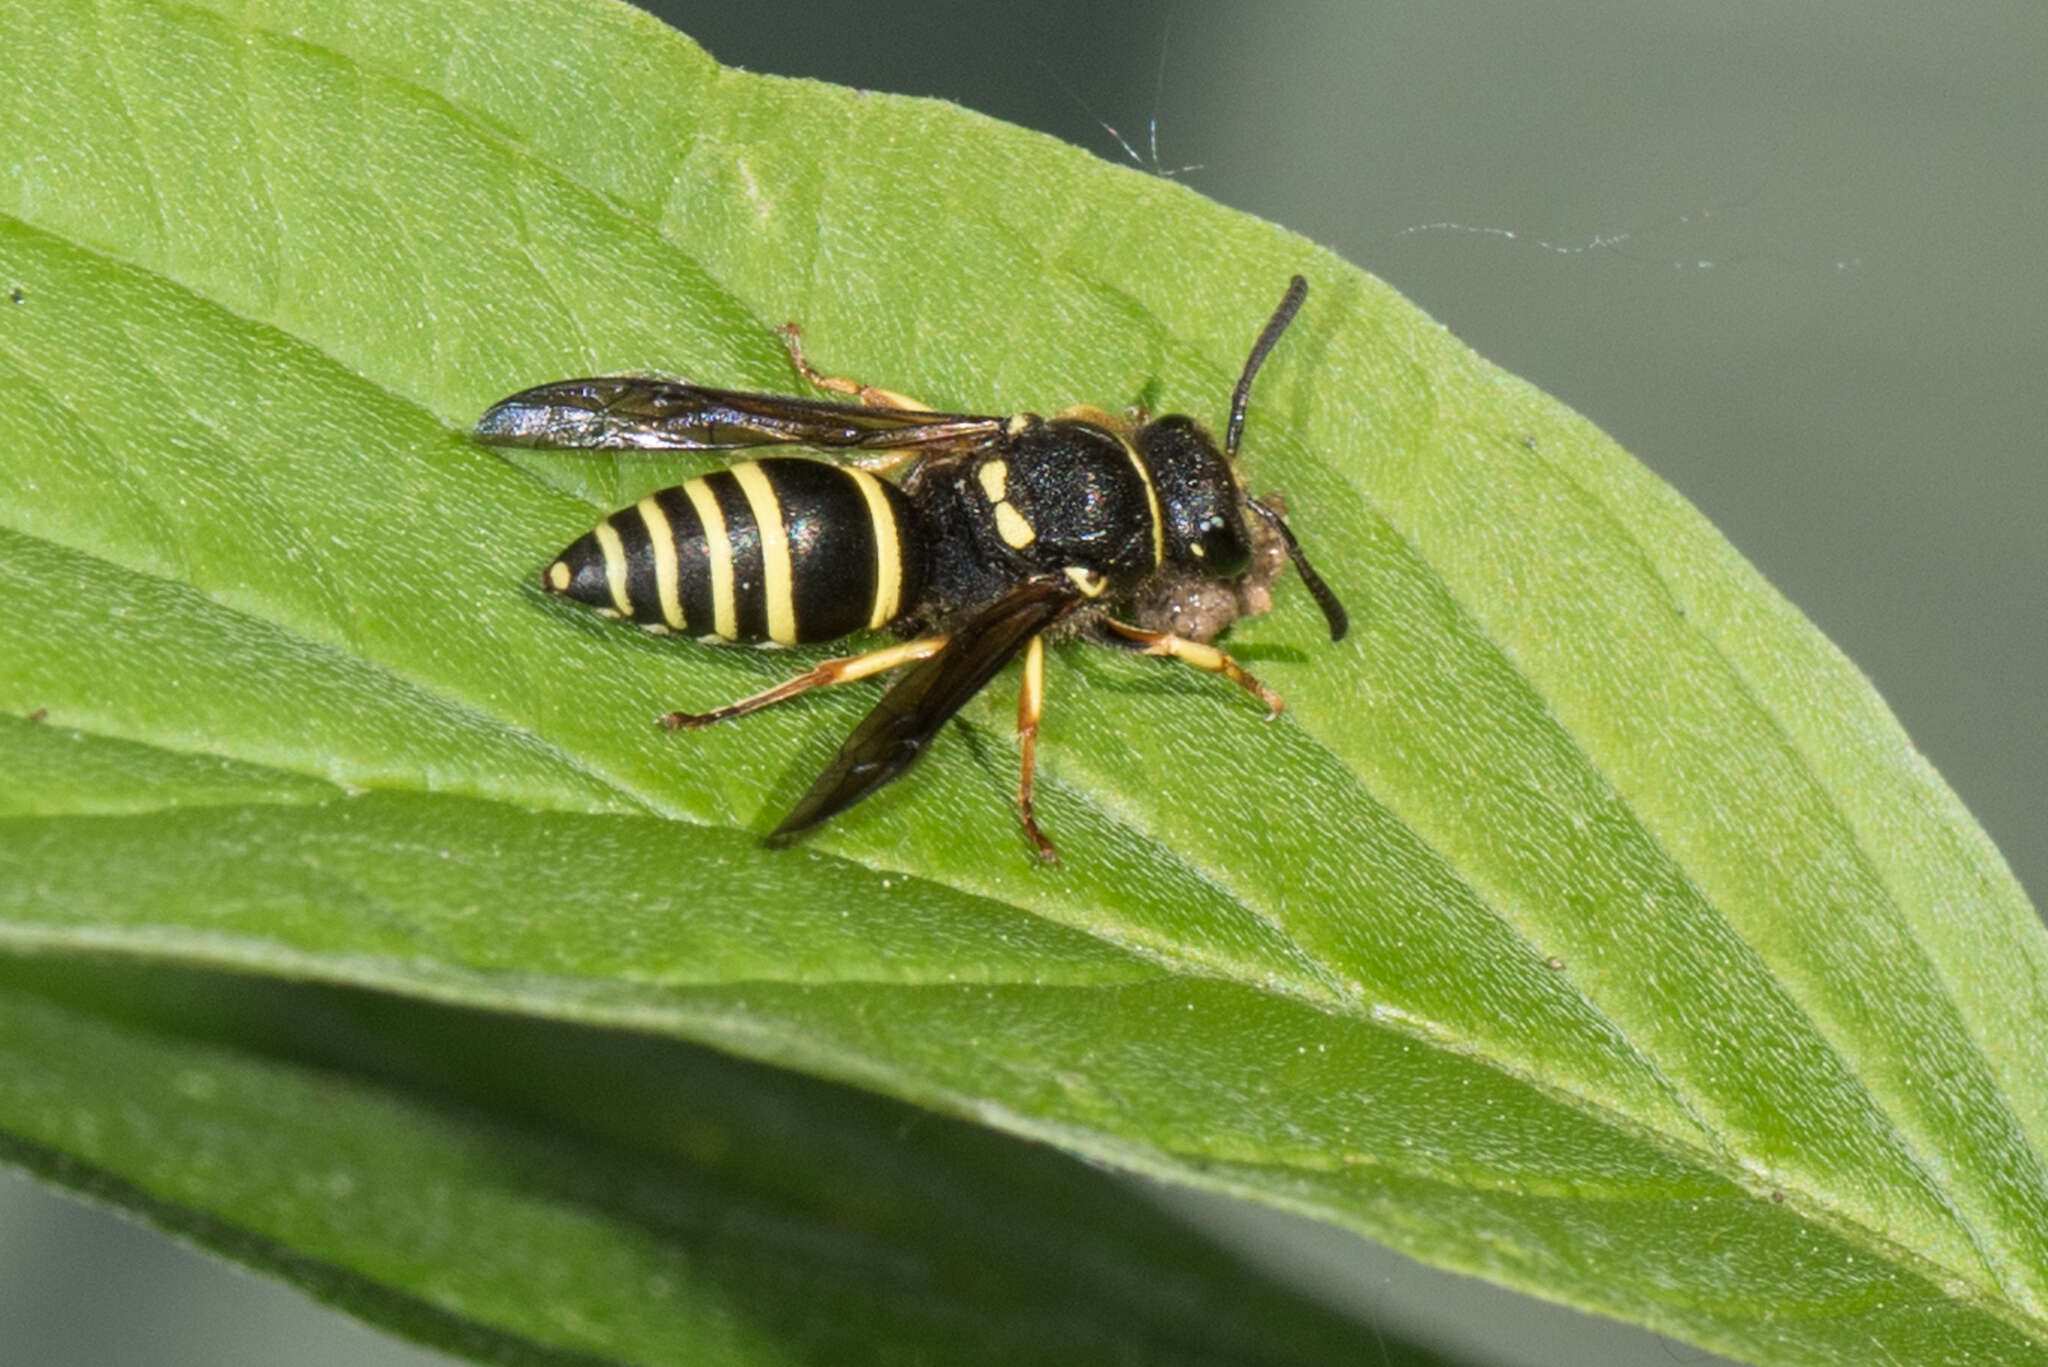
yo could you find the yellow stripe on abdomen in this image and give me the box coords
[848,468,902,629]
[681,477,736,640]
[591,519,633,617]
[635,495,685,630]
[732,462,797,645]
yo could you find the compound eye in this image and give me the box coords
[1191,513,1252,578]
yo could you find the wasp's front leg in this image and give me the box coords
[1093,619,1285,719]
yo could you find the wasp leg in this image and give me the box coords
[773,324,934,475]
[661,637,948,730]
[1016,634,1058,863]
[776,323,933,414]
[1096,620,1285,719]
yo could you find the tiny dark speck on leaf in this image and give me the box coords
[1770,1189,1787,1203]
[7,287,23,304]
[25,708,47,723]
[1544,955,1565,970]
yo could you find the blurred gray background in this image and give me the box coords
[6,3,2039,1364]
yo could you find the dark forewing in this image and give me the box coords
[770,578,1087,841]
[475,377,1006,452]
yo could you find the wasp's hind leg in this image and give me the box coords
[1015,635,1058,863]
[661,638,947,730]
[1093,619,1285,719]
[773,324,936,476]
[775,323,933,414]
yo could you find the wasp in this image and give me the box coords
[475,276,1347,860]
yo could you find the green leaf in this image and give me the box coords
[2,2,2045,1365]
[0,955,1428,1366]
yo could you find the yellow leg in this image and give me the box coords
[776,323,932,414]
[661,637,947,730]
[1099,620,1285,718]
[1016,634,1057,863]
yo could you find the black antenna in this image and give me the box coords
[1248,496,1349,642]
[1225,274,1309,458]
[1227,277,1349,642]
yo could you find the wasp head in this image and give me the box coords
[1137,414,1255,579]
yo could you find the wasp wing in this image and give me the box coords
[770,578,1088,841]
[475,377,1007,452]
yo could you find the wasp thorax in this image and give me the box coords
[1136,415,1254,578]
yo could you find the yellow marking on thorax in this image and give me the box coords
[1055,404,1130,435]
[1063,565,1107,597]
[635,495,686,630]
[995,502,1036,548]
[591,520,633,617]
[732,462,797,645]
[1117,435,1165,568]
[977,459,1009,503]
[848,468,902,628]
[545,560,572,592]
[681,477,736,640]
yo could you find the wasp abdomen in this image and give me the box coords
[545,457,924,645]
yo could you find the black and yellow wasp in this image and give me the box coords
[475,276,1347,860]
